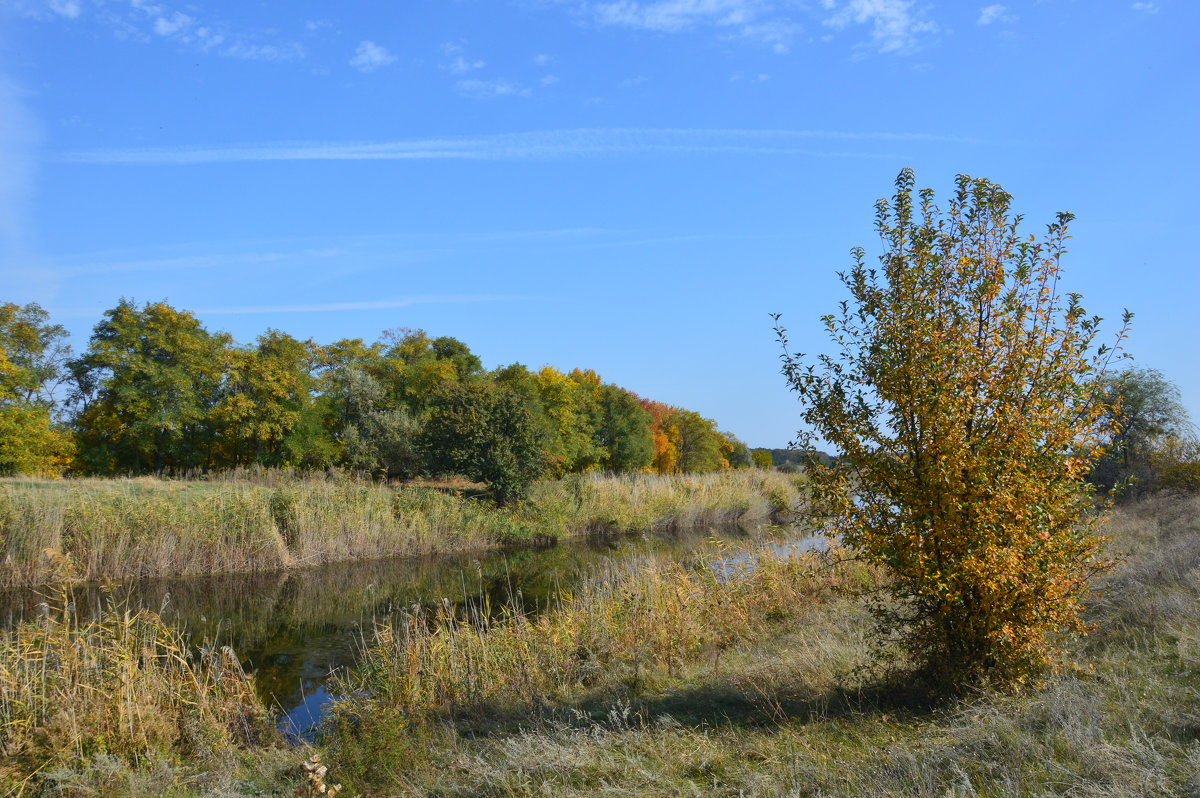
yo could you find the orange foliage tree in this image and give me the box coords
[775,170,1130,689]
[639,398,681,474]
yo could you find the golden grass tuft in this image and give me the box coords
[0,593,274,794]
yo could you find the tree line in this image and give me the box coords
[0,299,760,500]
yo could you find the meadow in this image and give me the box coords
[1,492,1196,796]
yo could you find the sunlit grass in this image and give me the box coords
[0,469,801,588]
[0,594,276,795]
[2,494,1197,796]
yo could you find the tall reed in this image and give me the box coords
[0,595,272,793]
[0,470,802,588]
[329,541,854,732]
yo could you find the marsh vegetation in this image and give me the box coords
[0,469,799,588]
[2,494,1196,796]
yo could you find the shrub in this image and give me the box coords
[776,169,1129,689]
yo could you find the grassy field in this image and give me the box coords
[0,469,800,588]
[2,493,1197,796]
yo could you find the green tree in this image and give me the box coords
[776,170,1129,689]
[675,409,727,473]
[418,381,546,503]
[721,431,753,468]
[378,328,482,411]
[533,366,600,475]
[69,299,231,474]
[210,331,320,467]
[595,384,654,472]
[0,302,74,475]
[750,448,774,469]
[1089,367,1195,497]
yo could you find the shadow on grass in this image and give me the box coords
[417,666,946,743]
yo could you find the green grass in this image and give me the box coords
[0,469,801,588]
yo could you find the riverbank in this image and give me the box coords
[3,494,1196,796]
[0,470,800,589]
[332,494,1198,796]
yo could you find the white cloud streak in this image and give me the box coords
[194,296,527,316]
[33,248,344,278]
[49,295,529,319]
[57,127,992,166]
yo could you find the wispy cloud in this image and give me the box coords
[589,0,761,32]
[562,0,935,53]
[57,127,996,166]
[441,41,485,74]
[49,295,531,319]
[27,248,344,278]
[455,78,530,98]
[821,0,938,54]
[977,4,1016,25]
[3,0,82,20]
[194,295,528,316]
[446,55,485,74]
[9,0,305,62]
[350,40,396,72]
[437,42,525,97]
[47,0,81,19]
[577,0,799,50]
[1131,2,1159,12]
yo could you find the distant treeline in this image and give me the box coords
[1,300,766,498]
[754,448,836,472]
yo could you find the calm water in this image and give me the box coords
[0,524,815,737]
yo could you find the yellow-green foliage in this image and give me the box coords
[778,171,1127,688]
[0,598,271,793]
[1,470,800,588]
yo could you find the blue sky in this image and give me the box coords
[1,0,1196,447]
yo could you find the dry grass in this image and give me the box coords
[0,594,277,796]
[332,543,858,720]
[0,470,801,589]
[319,494,1200,797]
[323,541,872,791]
[11,483,1193,797]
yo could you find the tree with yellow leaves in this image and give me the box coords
[775,170,1130,689]
[0,302,74,476]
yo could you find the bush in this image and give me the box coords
[776,170,1129,689]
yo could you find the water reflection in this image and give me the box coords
[0,524,805,736]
